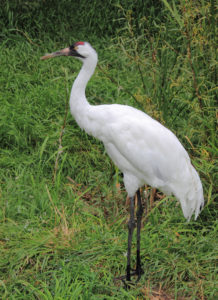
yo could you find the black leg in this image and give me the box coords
[126,195,135,281]
[114,191,144,286]
[135,189,144,281]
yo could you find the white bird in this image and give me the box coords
[41,41,204,283]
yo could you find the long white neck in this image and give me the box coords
[70,55,97,118]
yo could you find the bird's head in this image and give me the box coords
[41,41,97,62]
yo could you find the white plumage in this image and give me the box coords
[41,41,204,282]
[66,42,204,221]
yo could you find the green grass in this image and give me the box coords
[0,1,217,298]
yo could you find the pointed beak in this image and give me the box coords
[40,47,71,60]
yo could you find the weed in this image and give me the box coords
[0,1,217,299]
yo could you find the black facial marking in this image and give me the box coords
[69,44,86,59]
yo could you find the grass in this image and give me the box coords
[0,1,217,299]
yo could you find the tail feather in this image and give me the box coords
[176,165,204,221]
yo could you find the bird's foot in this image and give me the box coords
[114,274,135,290]
[135,265,144,282]
[114,267,144,288]
[114,271,135,281]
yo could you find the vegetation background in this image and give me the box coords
[0,0,217,299]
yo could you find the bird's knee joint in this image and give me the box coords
[136,208,143,218]
[128,220,135,230]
